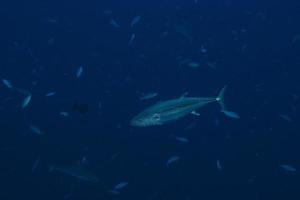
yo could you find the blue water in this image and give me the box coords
[1,0,300,199]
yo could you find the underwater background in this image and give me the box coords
[1,0,300,199]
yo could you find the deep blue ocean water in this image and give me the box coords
[1,0,300,199]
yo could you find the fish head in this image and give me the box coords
[130,113,162,127]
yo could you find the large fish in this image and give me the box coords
[130,86,227,127]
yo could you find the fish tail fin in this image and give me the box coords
[216,85,227,110]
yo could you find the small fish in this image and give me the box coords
[130,16,141,27]
[187,61,200,68]
[32,156,41,173]
[128,33,136,46]
[199,45,208,53]
[166,156,180,167]
[45,91,56,97]
[279,164,296,172]
[30,125,44,135]
[216,160,223,171]
[76,66,83,78]
[110,153,119,161]
[174,136,189,143]
[110,19,120,28]
[139,92,158,100]
[2,79,13,89]
[22,94,32,109]
[80,156,88,165]
[221,110,240,119]
[279,114,292,122]
[178,58,192,67]
[49,165,99,182]
[107,190,120,195]
[114,181,128,190]
[190,111,200,116]
[60,112,69,117]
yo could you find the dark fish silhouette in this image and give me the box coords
[72,103,89,114]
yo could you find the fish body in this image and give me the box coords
[30,125,44,135]
[45,91,56,97]
[279,164,296,172]
[114,182,128,190]
[139,92,158,100]
[32,156,41,173]
[187,61,200,68]
[76,66,83,78]
[110,19,120,28]
[22,94,32,109]
[130,16,141,27]
[279,114,292,122]
[190,110,200,116]
[221,110,240,119]
[216,160,223,171]
[175,136,189,143]
[50,165,98,182]
[60,111,69,117]
[2,79,13,89]
[131,86,227,127]
[107,190,120,195]
[166,156,180,167]
[128,33,136,46]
